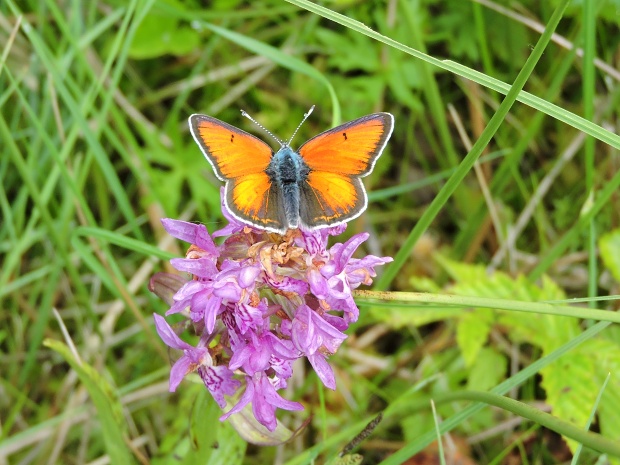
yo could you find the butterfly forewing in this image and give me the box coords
[189,114,273,180]
[297,113,393,176]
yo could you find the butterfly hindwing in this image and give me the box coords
[299,172,366,228]
[226,173,287,232]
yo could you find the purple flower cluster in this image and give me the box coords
[151,192,392,432]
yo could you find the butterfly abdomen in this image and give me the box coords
[267,148,310,229]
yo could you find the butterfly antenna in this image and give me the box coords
[240,109,284,147]
[286,105,315,146]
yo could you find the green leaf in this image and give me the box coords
[45,339,136,465]
[129,0,199,59]
[435,255,488,283]
[540,348,600,428]
[456,309,494,367]
[315,28,379,73]
[202,23,341,125]
[497,276,578,353]
[600,229,620,283]
[435,257,620,455]
[181,390,247,465]
[467,347,507,391]
[409,276,441,293]
[583,339,620,452]
[365,303,461,328]
[438,259,578,355]
[542,338,620,455]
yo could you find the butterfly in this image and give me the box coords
[189,107,394,234]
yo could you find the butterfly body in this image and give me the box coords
[265,147,310,229]
[189,111,394,234]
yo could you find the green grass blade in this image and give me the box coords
[72,226,175,260]
[454,43,579,259]
[203,23,341,125]
[5,0,145,239]
[368,150,508,201]
[529,165,620,279]
[377,321,611,464]
[432,391,620,456]
[45,340,137,465]
[582,0,597,308]
[355,290,620,324]
[375,0,572,289]
[399,0,458,168]
[17,264,61,386]
[0,107,91,306]
[572,373,611,463]
[286,0,620,151]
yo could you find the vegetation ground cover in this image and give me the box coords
[1,0,620,463]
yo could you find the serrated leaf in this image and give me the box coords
[44,339,136,465]
[435,255,488,283]
[467,347,506,391]
[600,229,620,283]
[440,258,577,353]
[438,258,574,358]
[367,304,461,328]
[456,309,493,367]
[540,350,600,427]
[582,339,620,450]
[435,257,620,455]
[410,276,441,293]
[541,338,620,455]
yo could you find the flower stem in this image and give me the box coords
[354,290,620,324]
[431,390,620,456]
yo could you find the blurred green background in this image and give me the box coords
[2,0,620,463]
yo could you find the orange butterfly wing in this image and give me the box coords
[226,174,287,232]
[189,114,286,232]
[297,113,393,228]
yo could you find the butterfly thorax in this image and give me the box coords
[267,147,309,183]
[266,147,310,228]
